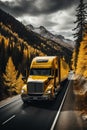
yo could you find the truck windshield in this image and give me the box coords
[30,68,51,76]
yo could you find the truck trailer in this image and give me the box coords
[21,56,69,103]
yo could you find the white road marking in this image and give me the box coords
[50,76,73,130]
[2,115,16,125]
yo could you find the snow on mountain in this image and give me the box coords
[26,24,75,50]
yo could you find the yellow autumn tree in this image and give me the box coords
[71,49,76,71]
[3,57,24,96]
[76,33,87,78]
[15,73,24,94]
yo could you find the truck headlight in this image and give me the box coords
[46,89,52,94]
[21,89,25,93]
[21,85,27,94]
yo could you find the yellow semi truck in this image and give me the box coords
[21,56,69,103]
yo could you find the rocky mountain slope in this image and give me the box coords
[26,24,74,50]
[0,8,72,64]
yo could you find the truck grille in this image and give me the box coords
[27,82,44,94]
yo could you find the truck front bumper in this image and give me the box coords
[21,94,53,102]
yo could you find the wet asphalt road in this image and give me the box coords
[0,79,69,130]
[54,79,84,130]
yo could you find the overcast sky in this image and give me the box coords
[0,0,87,40]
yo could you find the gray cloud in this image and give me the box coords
[0,0,34,17]
[0,0,79,17]
[0,0,87,40]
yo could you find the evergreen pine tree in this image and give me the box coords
[73,0,87,69]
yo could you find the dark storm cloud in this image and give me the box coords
[0,0,35,17]
[0,0,79,17]
[0,0,86,40]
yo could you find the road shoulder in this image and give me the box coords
[0,95,20,108]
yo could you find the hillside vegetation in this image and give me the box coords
[0,8,72,100]
[0,9,72,63]
[72,33,87,117]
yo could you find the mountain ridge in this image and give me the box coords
[0,8,72,64]
[26,24,74,50]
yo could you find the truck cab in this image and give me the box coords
[21,56,69,103]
